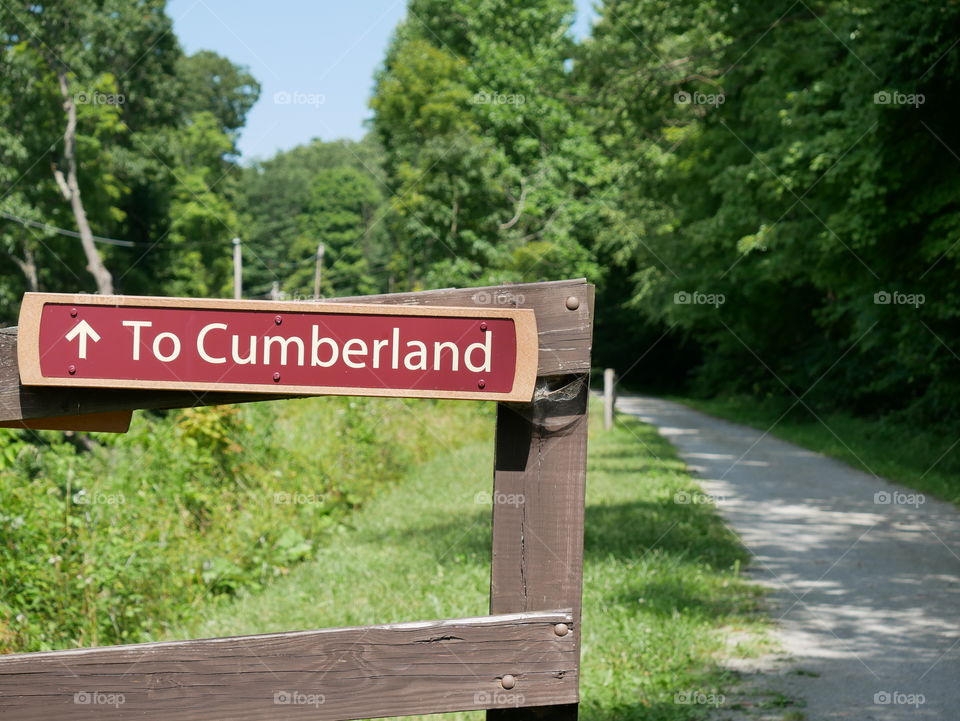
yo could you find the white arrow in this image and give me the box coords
[65,320,101,360]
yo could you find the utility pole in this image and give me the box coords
[232,237,242,299]
[313,242,325,300]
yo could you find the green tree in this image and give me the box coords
[584,0,960,418]
[289,167,382,298]
[0,1,258,310]
[237,137,389,299]
[175,50,260,141]
[161,111,241,298]
[371,0,606,290]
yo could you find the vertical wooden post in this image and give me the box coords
[486,286,592,720]
[603,368,615,430]
[487,377,589,720]
[232,237,242,299]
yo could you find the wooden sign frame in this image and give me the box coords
[0,278,594,721]
[16,293,539,403]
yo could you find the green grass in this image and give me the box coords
[672,395,960,506]
[0,396,489,652]
[167,401,769,720]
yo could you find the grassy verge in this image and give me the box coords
[0,397,488,652]
[672,395,960,506]
[168,401,769,720]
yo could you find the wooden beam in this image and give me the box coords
[487,287,593,720]
[1,280,593,423]
[329,279,592,376]
[0,409,131,432]
[0,610,577,720]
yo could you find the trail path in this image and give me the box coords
[617,396,960,720]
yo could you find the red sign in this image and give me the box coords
[17,294,538,402]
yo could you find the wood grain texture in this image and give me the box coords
[489,379,589,615]
[0,409,131,432]
[486,384,590,721]
[0,610,577,720]
[487,286,593,720]
[0,279,592,422]
[331,279,592,377]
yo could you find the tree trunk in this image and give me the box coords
[52,69,114,295]
[12,243,39,292]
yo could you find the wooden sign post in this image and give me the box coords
[17,293,537,402]
[0,279,594,721]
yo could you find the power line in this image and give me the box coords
[1,209,237,248]
[0,210,372,272]
[0,209,136,247]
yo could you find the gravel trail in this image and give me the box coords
[618,395,960,720]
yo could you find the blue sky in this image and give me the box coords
[167,0,599,162]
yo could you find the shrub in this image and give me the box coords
[0,397,487,652]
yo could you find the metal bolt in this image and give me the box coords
[70,307,78,318]
[500,674,516,690]
[477,379,486,389]
[274,315,282,325]
[554,623,569,637]
[565,296,580,311]
[480,322,488,332]
[67,364,77,375]
[272,372,281,382]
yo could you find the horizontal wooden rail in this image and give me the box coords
[0,610,577,720]
[0,279,593,424]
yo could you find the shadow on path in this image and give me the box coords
[619,395,960,721]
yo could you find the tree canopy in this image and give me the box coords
[2,0,959,422]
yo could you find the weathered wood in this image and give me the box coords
[0,409,131,432]
[489,378,589,615]
[487,383,590,720]
[0,610,577,720]
[486,379,590,721]
[330,279,592,376]
[1,279,592,422]
[0,278,595,721]
[486,286,592,721]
